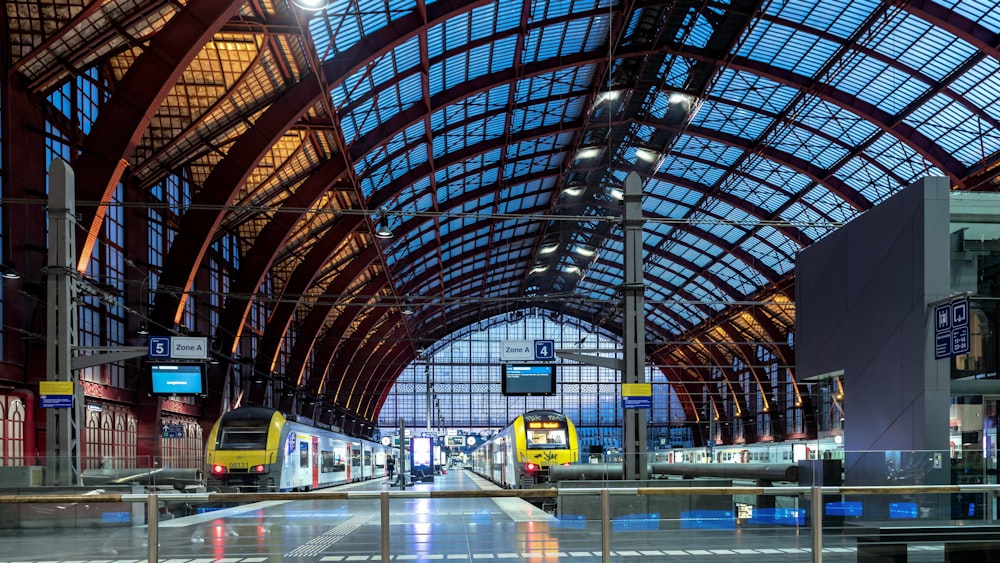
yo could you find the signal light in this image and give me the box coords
[211,464,227,475]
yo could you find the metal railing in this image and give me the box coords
[2,483,1000,562]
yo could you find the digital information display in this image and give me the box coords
[151,363,205,395]
[411,436,433,467]
[502,364,556,396]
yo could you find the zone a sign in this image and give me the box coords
[148,336,209,360]
[500,339,555,361]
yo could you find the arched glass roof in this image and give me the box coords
[13,0,1000,427]
[305,0,1000,350]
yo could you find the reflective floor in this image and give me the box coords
[0,469,955,562]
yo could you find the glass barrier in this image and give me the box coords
[0,452,998,562]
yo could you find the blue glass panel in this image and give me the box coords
[769,125,851,169]
[907,94,986,165]
[739,20,839,78]
[947,0,1000,32]
[952,58,1000,122]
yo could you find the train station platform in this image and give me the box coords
[0,469,963,562]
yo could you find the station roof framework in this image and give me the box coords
[6,0,1000,426]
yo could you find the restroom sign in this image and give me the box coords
[934,296,970,359]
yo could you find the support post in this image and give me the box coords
[621,171,648,480]
[601,487,611,563]
[398,418,407,491]
[380,490,390,562]
[811,486,823,563]
[46,158,82,486]
[147,492,159,563]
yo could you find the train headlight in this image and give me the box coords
[211,464,227,475]
[525,462,537,472]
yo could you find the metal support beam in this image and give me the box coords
[71,347,149,370]
[621,171,648,480]
[46,158,82,486]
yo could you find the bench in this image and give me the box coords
[852,521,1000,562]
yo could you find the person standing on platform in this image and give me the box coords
[386,454,395,481]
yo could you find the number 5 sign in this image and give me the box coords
[148,336,171,358]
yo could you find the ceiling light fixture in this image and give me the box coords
[290,0,331,11]
[374,215,393,239]
[529,265,549,274]
[635,148,660,163]
[539,242,560,254]
[1,262,20,280]
[137,323,149,336]
[562,183,585,197]
[574,146,604,161]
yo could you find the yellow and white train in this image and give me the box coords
[470,410,579,488]
[205,406,391,491]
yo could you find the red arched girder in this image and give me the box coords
[363,343,412,420]
[149,0,481,332]
[74,0,244,272]
[251,217,366,380]
[341,322,409,414]
[307,276,390,391]
[288,246,381,387]
[213,161,355,359]
[331,309,400,407]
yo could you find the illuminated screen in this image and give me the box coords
[502,364,556,396]
[446,435,465,447]
[150,363,205,395]
[411,436,432,467]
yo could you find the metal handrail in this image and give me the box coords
[2,483,999,563]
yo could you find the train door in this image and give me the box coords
[312,436,320,489]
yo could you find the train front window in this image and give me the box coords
[526,428,568,449]
[219,428,268,449]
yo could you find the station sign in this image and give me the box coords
[40,381,74,408]
[148,336,209,360]
[934,296,971,360]
[621,382,652,409]
[161,423,185,439]
[500,339,555,361]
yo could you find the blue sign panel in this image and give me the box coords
[622,396,652,409]
[40,395,73,408]
[534,340,555,361]
[148,336,171,358]
[161,423,184,439]
[934,303,951,332]
[935,333,952,360]
[934,297,971,359]
[952,326,970,355]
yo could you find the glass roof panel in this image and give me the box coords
[695,99,774,140]
[706,69,798,117]
[659,152,724,187]
[768,123,852,170]
[738,19,839,77]
[796,97,879,147]
[758,1,870,44]
[863,130,945,183]
[885,14,974,81]
[908,94,999,165]
[708,260,758,295]
[947,0,1000,31]
[951,57,1000,122]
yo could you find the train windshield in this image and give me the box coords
[218,425,268,449]
[525,425,569,449]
